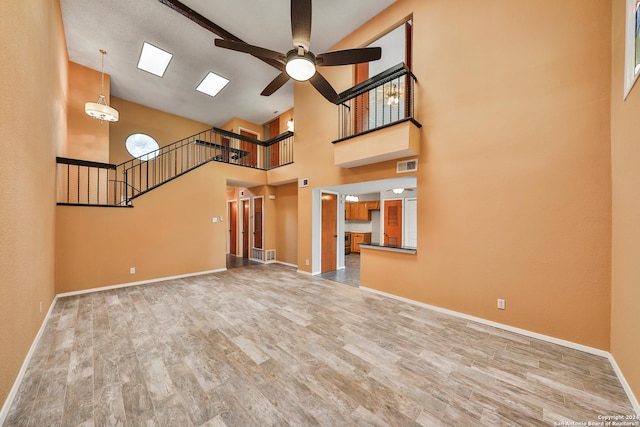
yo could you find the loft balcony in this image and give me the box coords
[333,63,421,168]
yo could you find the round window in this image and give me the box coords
[125,134,160,161]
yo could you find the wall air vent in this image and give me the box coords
[396,159,418,173]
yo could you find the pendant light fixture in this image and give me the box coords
[85,49,119,122]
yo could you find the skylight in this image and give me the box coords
[137,42,173,77]
[196,72,229,97]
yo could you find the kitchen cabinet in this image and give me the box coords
[351,232,371,253]
[345,201,379,221]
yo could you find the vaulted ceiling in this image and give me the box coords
[61,0,396,127]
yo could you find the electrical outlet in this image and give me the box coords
[497,299,506,310]
[130,267,136,275]
[305,259,310,266]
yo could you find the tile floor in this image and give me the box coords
[3,264,636,426]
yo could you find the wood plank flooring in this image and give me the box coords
[4,264,635,426]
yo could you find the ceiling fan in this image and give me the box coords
[213,0,382,104]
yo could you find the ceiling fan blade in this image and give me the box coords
[309,72,339,104]
[316,47,382,66]
[291,0,312,51]
[261,71,291,96]
[214,39,285,62]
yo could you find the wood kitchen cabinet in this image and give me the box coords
[351,232,371,253]
[345,202,379,221]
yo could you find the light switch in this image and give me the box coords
[219,216,224,221]
[212,217,218,223]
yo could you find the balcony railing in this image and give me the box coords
[57,128,294,206]
[336,63,417,141]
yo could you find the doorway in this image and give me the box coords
[228,200,237,255]
[383,199,403,246]
[253,196,263,251]
[321,192,338,272]
[240,198,250,258]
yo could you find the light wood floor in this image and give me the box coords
[4,264,634,426]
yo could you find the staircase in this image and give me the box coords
[56,127,293,206]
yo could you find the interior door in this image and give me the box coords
[354,63,369,134]
[240,129,258,168]
[321,193,337,272]
[253,196,263,249]
[241,199,250,258]
[229,200,237,255]
[383,199,403,247]
[221,136,231,163]
[268,117,280,168]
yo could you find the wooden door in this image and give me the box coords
[354,63,369,134]
[268,117,280,168]
[229,201,237,255]
[221,136,231,162]
[321,193,337,272]
[240,129,258,168]
[241,199,250,258]
[383,200,403,247]
[253,196,263,249]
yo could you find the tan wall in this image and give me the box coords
[0,0,67,408]
[221,117,262,139]
[270,0,613,350]
[55,161,263,293]
[274,182,298,265]
[109,97,212,165]
[66,61,110,162]
[610,0,640,405]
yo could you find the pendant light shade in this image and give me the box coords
[85,49,119,122]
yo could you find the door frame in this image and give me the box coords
[239,197,251,258]
[252,195,264,254]
[320,191,340,273]
[380,197,404,246]
[227,199,238,255]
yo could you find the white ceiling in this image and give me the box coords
[60,0,396,127]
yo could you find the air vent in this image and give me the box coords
[397,159,418,173]
[265,249,276,262]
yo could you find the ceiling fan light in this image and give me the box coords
[286,54,316,81]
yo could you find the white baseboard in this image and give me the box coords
[609,354,640,415]
[0,296,59,425]
[57,268,227,298]
[296,269,314,276]
[360,286,639,414]
[275,261,297,268]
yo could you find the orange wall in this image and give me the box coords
[274,182,298,265]
[66,61,110,162]
[109,97,211,165]
[270,0,613,351]
[56,162,233,293]
[610,0,640,405]
[0,0,67,408]
[221,117,262,138]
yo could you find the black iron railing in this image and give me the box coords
[57,128,294,206]
[336,63,417,141]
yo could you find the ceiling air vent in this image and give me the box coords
[396,159,418,174]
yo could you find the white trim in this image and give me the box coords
[609,354,640,415]
[0,297,59,425]
[57,268,227,298]
[296,269,314,276]
[624,0,640,98]
[360,286,640,414]
[360,286,608,356]
[276,261,298,268]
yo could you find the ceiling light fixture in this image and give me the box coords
[392,188,405,195]
[196,72,230,97]
[137,42,173,77]
[85,49,119,122]
[285,47,316,81]
[345,195,359,202]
